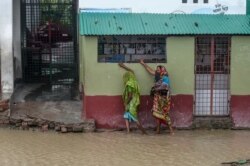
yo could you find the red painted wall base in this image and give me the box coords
[231,95,250,128]
[84,95,193,129]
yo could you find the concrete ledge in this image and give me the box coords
[192,117,233,129]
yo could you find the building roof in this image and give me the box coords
[79,13,250,36]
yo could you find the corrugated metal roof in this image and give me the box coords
[79,13,250,35]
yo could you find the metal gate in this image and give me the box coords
[195,36,231,116]
[21,0,78,85]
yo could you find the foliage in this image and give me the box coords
[40,0,74,25]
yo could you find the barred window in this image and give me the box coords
[195,36,231,74]
[98,36,166,63]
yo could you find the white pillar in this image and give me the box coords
[0,0,14,94]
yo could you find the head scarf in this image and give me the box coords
[160,66,167,76]
[123,71,136,86]
[155,65,168,82]
[122,71,140,105]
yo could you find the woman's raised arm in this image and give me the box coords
[118,63,134,73]
[139,59,155,75]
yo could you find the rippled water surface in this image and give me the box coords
[0,129,249,166]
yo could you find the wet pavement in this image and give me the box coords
[10,83,83,124]
[0,129,249,166]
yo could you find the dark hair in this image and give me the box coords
[157,65,163,69]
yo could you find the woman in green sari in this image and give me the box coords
[119,63,147,134]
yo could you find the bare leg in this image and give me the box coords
[166,114,174,135]
[169,125,174,135]
[125,120,130,133]
[136,121,147,135]
[156,119,161,134]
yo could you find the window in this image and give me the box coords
[193,0,198,3]
[182,0,188,3]
[195,36,231,74]
[204,0,208,3]
[195,36,231,116]
[98,36,166,63]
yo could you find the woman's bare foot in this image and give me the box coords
[169,127,174,135]
[156,128,161,134]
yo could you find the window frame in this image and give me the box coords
[97,35,167,63]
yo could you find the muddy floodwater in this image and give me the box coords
[0,129,249,166]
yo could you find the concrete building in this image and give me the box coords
[79,6,250,129]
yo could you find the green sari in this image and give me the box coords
[122,71,140,120]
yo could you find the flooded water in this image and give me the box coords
[0,129,249,166]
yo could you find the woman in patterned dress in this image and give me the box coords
[140,59,174,134]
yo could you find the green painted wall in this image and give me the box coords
[231,36,250,95]
[167,37,195,95]
[81,36,194,96]
[79,36,83,84]
[79,35,87,92]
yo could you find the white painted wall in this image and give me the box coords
[0,0,14,94]
[79,0,246,14]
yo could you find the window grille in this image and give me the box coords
[195,36,231,116]
[98,36,166,63]
[21,0,78,85]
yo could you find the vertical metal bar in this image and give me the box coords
[48,19,52,83]
[21,0,24,79]
[210,37,215,115]
[31,1,35,82]
[194,37,197,115]
[227,37,231,115]
[30,1,33,36]
[72,1,76,83]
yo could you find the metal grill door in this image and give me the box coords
[21,0,78,85]
[195,37,231,116]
